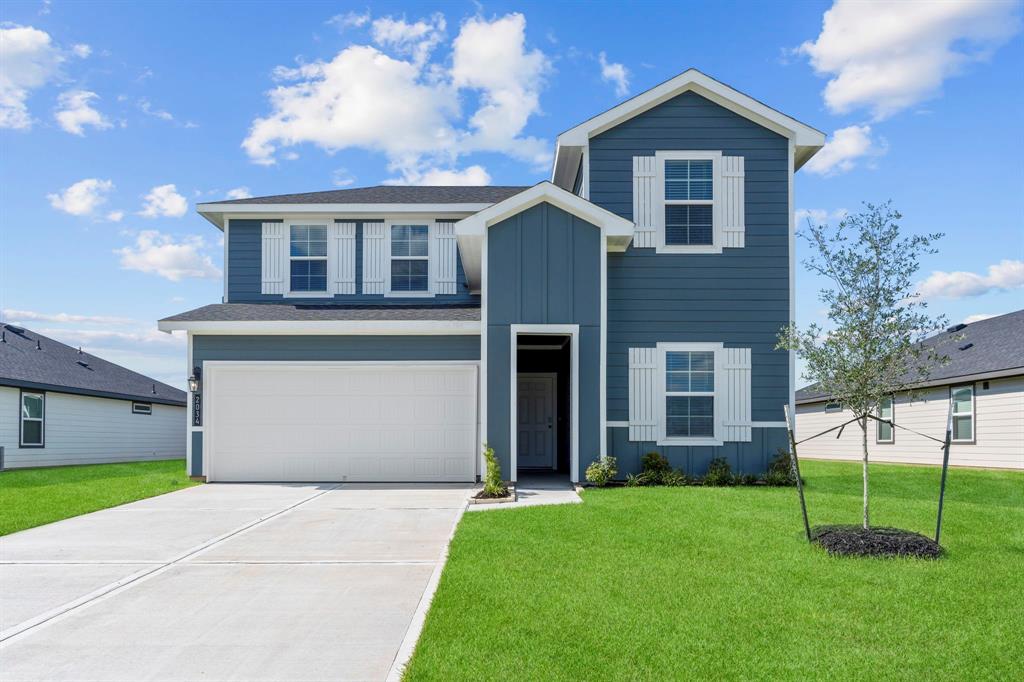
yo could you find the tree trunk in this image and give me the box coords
[861,417,870,529]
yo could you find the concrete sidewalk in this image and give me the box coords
[0,482,472,681]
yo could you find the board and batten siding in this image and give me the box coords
[590,90,791,475]
[795,377,1024,470]
[0,386,185,469]
[226,219,477,304]
[486,202,602,480]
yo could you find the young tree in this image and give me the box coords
[778,203,949,529]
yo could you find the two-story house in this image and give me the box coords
[159,69,825,483]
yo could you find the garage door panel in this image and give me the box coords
[208,364,478,482]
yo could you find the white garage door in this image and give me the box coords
[205,363,478,482]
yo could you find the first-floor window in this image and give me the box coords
[876,396,894,443]
[20,391,45,447]
[951,385,974,442]
[664,349,716,438]
[289,224,328,292]
[390,224,429,292]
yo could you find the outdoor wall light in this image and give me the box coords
[187,367,202,393]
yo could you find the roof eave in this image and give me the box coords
[795,366,1024,405]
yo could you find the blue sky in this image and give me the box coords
[1,0,1022,389]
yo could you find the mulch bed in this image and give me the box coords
[810,524,943,559]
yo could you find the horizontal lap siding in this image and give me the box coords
[0,386,185,468]
[226,219,477,305]
[591,91,791,474]
[795,377,1024,469]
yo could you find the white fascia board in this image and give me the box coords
[157,319,481,335]
[196,203,493,230]
[555,69,826,168]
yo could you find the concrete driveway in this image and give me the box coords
[0,482,472,681]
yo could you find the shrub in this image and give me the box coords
[585,456,618,487]
[703,457,734,486]
[625,471,660,487]
[661,469,689,487]
[764,449,797,487]
[740,473,759,486]
[641,451,672,474]
[482,444,507,497]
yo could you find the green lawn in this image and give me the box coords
[405,460,1024,680]
[0,459,196,535]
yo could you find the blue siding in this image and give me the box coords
[190,430,203,477]
[486,202,601,480]
[225,219,477,305]
[590,90,791,474]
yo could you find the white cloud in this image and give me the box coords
[331,168,355,187]
[385,164,491,186]
[0,25,64,129]
[47,178,114,215]
[795,207,848,226]
[115,231,221,281]
[225,186,252,200]
[798,0,1021,120]
[2,309,133,324]
[106,210,124,222]
[139,184,188,218]
[803,124,885,176]
[71,43,91,58]
[963,313,997,324]
[54,89,112,135]
[598,51,630,97]
[137,97,173,121]
[918,259,1024,299]
[242,12,551,176]
[327,10,370,31]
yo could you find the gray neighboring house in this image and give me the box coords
[159,68,827,483]
[0,324,186,469]
[795,310,1024,470]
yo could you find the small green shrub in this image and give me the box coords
[585,456,618,487]
[703,457,734,486]
[764,449,797,486]
[482,444,507,497]
[740,473,759,486]
[661,469,689,487]
[625,471,660,487]
[641,451,672,474]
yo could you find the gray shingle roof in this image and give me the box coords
[796,309,1024,403]
[209,185,529,205]
[0,324,186,406]
[160,303,481,323]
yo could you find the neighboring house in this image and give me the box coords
[0,324,187,469]
[158,68,826,483]
[795,310,1024,470]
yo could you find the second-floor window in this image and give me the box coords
[290,225,328,292]
[390,224,429,293]
[664,159,713,246]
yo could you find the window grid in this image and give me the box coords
[20,391,44,447]
[876,396,894,444]
[289,225,328,292]
[390,224,429,293]
[665,350,715,439]
[664,159,713,246]
[951,385,974,443]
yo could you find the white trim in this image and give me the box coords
[479,227,488,478]
[656,341,724,447]
[384,219,435,298]
[654,150,722,254]
[788,139,796,424]
[197,204,494,229]
[609,420,786,429]
[581,146,590,200]
[158,320,481,335]
[606,420,629,428]
[186,331,195,476]
[509,324,579,483]
[600,223,607,457]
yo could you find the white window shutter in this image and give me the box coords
[632,156,657,248]
[721,156,745,248]
[628,347,658,441]
[433,220,458,295]
[261,222,286,294]
[722,347,752,441]
[330,222,356,295]
[362,222,387,295]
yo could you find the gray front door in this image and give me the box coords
[517,373,556,469]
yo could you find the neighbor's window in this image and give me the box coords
[665,350,715,438]
[664,158,713,246]
[132,402,152,415]
[20,391,45,447]
[390,224,429,292]
[876,396,894,444]
[289,225,328,292]
[951,385,975,442]
[824,401,842,413]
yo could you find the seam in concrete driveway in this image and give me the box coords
[0,483,342,645]
[385,497,469,682]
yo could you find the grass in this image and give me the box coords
[0,459,196,535]
[404,460,1024,680]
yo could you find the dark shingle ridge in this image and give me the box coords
[208,185,530,205]
[160,303,481,323]
[796,309,1024,403]
[0,324,186,406]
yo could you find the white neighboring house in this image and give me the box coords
[0,324,186,469]
[795,310,1024,470]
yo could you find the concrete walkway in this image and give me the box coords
[0,482,472,681]
[467,472,582,512]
